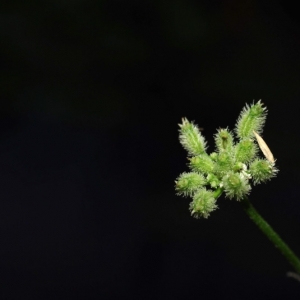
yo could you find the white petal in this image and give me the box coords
[253,131,275,163]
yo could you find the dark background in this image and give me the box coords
[1,0,300,299]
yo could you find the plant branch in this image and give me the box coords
[240,196,300,274]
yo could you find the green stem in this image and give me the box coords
[240,196,300,274]
[213,187,224,200]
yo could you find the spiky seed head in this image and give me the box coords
[214,128,234,152]
[175,172,206,197]
[189,154,215,174]
[249,159,278,185]
[235,100,267,139]
[222,171,251,200]
[234,139,258,163]
[178,118,207,156]
[176,100,278,218]
[189,188,218,218]
[214,151,233,176]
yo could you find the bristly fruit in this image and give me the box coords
[176,100,278,218]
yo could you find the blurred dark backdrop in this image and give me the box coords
[1,0,300,299]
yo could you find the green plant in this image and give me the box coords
[175,100,300,276]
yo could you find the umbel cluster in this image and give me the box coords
[175,101,278,219]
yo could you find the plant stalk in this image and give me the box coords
[213,187,224,199]
[240,196,300,274]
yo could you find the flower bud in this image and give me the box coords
[222,171,251,200]
[175,172,206,197]
[189,188,217,218]
[233,162,244,172]
[210,152,218,160]
[206,173,220,188]
[249,159,278,185]
[179,118,207,156]
[235,100,267,139]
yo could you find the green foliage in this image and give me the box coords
[176,100,278,218]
